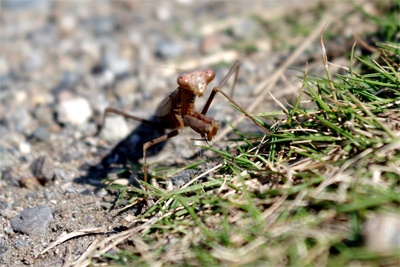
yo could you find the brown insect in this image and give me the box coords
[100,60,270,206]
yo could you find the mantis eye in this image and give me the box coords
[203,69,215,84]
[177,74,190,89]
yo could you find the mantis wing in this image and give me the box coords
[155,88,180,117]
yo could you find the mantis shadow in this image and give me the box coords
[74,115,167,186]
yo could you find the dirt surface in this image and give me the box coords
[0,1,380,266]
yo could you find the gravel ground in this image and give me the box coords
[0,1,378,266]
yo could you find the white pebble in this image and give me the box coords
[19,142,31,155]
[57,97,93,125]
[155,5,171,22]
[100,116,130,141]
[59,14,77,36]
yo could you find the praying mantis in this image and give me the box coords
[99,60,271,206]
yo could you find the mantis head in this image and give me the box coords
[177,69,215,96]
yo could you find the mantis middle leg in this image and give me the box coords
[142,127,183,206]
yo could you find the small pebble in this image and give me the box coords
[33,105,55,127]
[83,215,94,223]
[233,18,258,39]
[31,125,49,142]
[30,156,54,183]
[115,77,138,98]
[4,227,13,235]
[119,93,135,108]
[156,39,183,59]
[57,97,93,125]
[11,201,21,208]
[95,188,108,198]
[10,108,33,134]
[128,30,142,46]
[90,93,109,114]
[10,206,54,236]
[0,242,11,264]
[60,181,73,191]
[12,240,28,248]
[155,5,172,22]
[14,91,28,105]
[20,177,41,190]
[18,142,31,155]
[171,170,199,189]
[80,40,101,62]
[0,147,15,169]
[64,188,77,194]
[0,197,10,217]
[106,249,118,256]
[104,54,132,77]
[87,16,117,34]
[54,169,69,181]
[76,121,97,134]
[25,192,39,199]
[22,257,34,265]
[59,14,77,36]
[43,192,54,200]
[100,116,130,142]
[61,151,81,162]
[98,69,115,88]
[23,53,43,71]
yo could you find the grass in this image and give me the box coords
[83,3,399,267]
